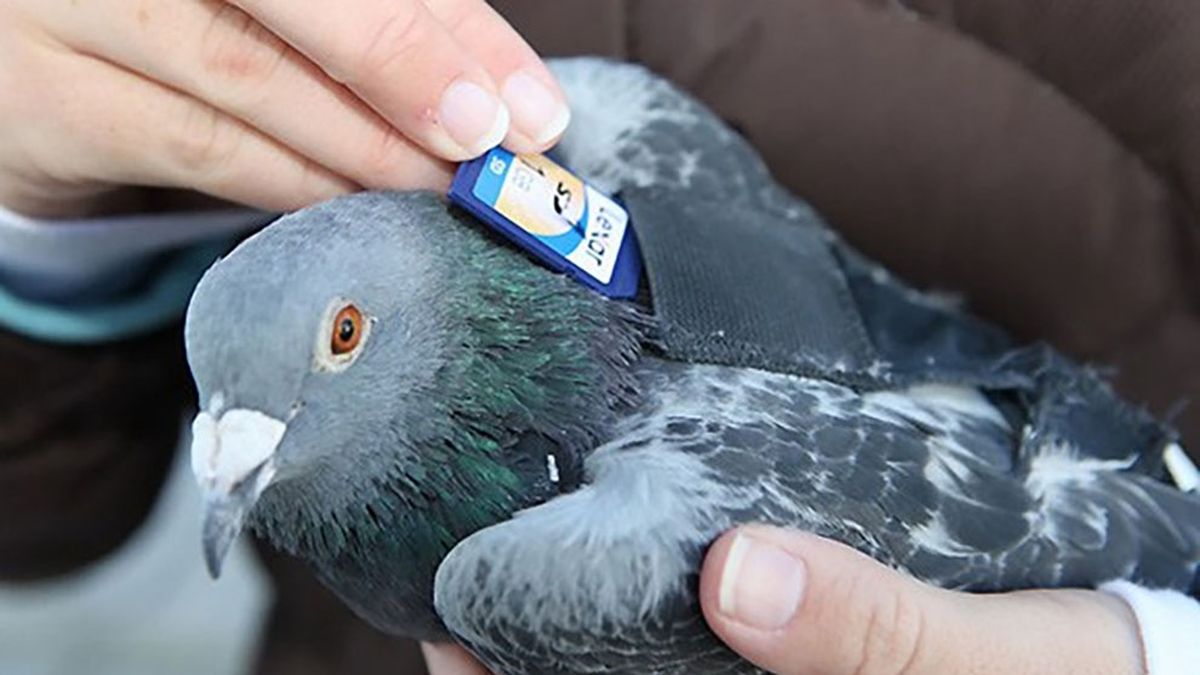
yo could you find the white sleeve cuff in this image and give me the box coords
[0,203,270,297]
[1100,580,1200,675]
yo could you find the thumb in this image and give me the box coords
[699,525,1144,675]
[421,641,491,675]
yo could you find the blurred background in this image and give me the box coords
[2,1,1197,673]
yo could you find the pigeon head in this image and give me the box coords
[184,191,644,578]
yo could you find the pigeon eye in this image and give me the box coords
[331,305,363,355]
[314,298,372,373]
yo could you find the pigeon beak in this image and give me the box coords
[201,469,267,578]
[190,408,287,578]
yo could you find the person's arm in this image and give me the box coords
[0,203,264,342]
[0,202,265,299]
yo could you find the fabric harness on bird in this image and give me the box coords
[182,58,1200,674]
[579,120,1184,489]
[460,133,1186,488]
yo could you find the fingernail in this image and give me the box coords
[438,79,509,157]
[501,70,570,146]
[718,532,806,630]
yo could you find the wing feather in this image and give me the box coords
[435,360,1200,674]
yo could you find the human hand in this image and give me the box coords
[0,0,567,217]
[700,525,1146,675]
[424,523,1145,675]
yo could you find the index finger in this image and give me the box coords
[231,0,508,161]
[423,0,570,151]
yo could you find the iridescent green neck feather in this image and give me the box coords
[249,207,648,574]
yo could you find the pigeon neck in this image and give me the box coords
[253,242,649,564]
[435,237,651,469]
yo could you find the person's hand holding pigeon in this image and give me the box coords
[424,524,1148,675]
[700,526,1146,675]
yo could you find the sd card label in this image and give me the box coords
[470,149,629,285]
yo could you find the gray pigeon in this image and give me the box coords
[185,58,1200,674]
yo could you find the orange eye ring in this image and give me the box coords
[331,304,363,355]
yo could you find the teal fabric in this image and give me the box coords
[0,241,228,344]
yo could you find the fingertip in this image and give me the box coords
[699,527,814,675]
[498,69,570,153]
[701,527,810,634]
[424,2,569,154]
[698,528,742,618]
[421,641,491,675]
[700,525,930,675]
[434,77,511,160]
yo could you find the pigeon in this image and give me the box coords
[184,58,1200,674]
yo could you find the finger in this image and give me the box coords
[421,641,492,675]
[35,48,354,212]
[36,0,452,192]
[699,526,1143,675]
[700,526,940,675]
[423,0,569,152]
[232,0,508,161]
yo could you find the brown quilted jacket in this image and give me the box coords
[1,2,1196,673]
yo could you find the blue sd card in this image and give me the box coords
[448,147,641,299]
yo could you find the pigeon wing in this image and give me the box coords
[434,360,1200,674]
